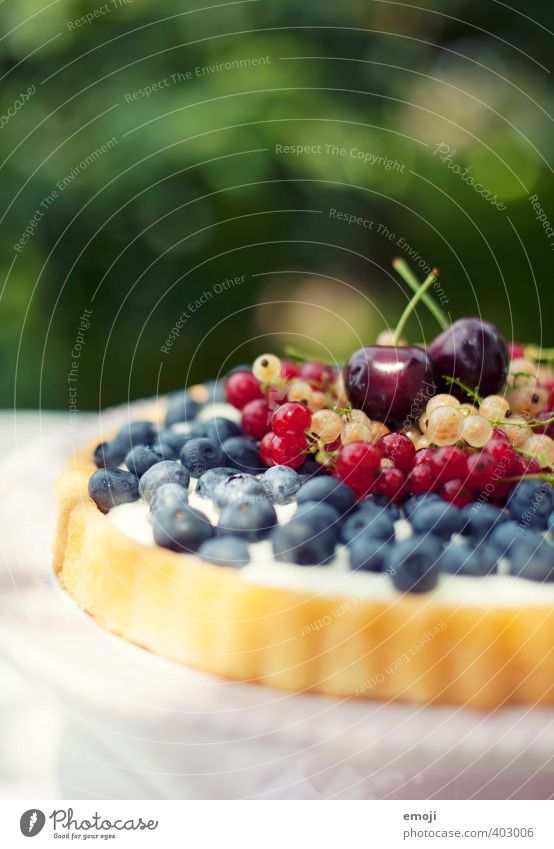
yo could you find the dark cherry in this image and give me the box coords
[345,345,435,427]
[427,318,509,400]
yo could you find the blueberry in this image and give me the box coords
[459,503,508,539]
[93,439,127,468]
[218,500,277,541]
[203,417,242,446]
[198,536,250,568]
[296,456,325,478]
[410,501,465,539]
[488,520,526,557]
[153,504,214,553]
[438,540,498,576]
[341,508,395,544]
[158,430,191,454]
[189,420,210,438]
[262,465,302,504]
[180,437,226,477]
[196,467,238,499]
[348,536,387,572]
[125,445,165,477]
[116,420,157,452]
[150,483,189,514]
[296,477,356,517]
[221,436,262,474]
[293,500,341,540]
[149,440,180,461]
[271,520,336,565]
[548,512,554,536]
[509,538,554,582]
[212,473,267,508]
[139,461,190,504]
[88,468,139,513]
[203,379,227,404]
[402,493,441,518]
[387,536,443,593]
[165,391,201,427]
[507,480,554,530]
[365,495,401,522]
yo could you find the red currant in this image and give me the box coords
[374,467,406,501]
[414,447,435,466]
[466,452,496,489]
[259,431,276,467]
[533,410,554,438]
[491,427,511,443]
[433,446,468,482]
[271,401,311,439]
[407,463,436,495]
[300,361,334,385]
[334,441,381,487]
[377,433,415,472]
[508,341,525,359]
[225,370,263,409]
[483,438,516,469]
[269,434,307,468]
[440,479,475,508]
[241,399,271,440]
[280,360,301,380]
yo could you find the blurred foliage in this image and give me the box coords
[0,0,553,409]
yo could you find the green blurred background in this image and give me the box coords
[1,0,553,411]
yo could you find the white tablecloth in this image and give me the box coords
[0,409,553,800]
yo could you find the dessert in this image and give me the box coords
[54,261,554,708]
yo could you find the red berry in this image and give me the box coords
[433,446,468,482]
[268,384,288,411]
[259,431,276,467]
[334,441,381,487]
[407,463,436,495]
[377,433,416,472]
[241,399,271,440]
[269,434,307,468]
[440,479,475,508]
[414,447,435,466]
[300,361,334,385]
[225,370,263,409]
[374,467,406,501]
[280,360,301,380]
[466,452,497,489]
[533,410,554,438]
[483,438,516,469]
[490,427,511,444]
[508,341,525,359]
[510,455,541,477]
[271,401,312,439]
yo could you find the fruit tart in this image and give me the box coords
[54,262,554,708]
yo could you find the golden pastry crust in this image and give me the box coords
[53,396,554,709]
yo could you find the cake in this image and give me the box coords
[54,262,554,709]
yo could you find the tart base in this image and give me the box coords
[53,412,554,710]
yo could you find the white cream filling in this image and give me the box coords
[106,402,554,607]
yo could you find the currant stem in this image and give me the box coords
[392,258,449,331]
[392,268,440,346]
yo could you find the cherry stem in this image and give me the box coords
[392,267,440,346]
[284,345,335,365]
[392,258,449,331]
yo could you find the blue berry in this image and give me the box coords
[203,417,242,446]
[387,536,443,593]
[158,430,191,454]
[459,503,508,539]
[150,483,189,514]
[507,480,554,530]
[116,420,157,451]
[293,500,341,540]
[296,477,356,516]
[189,420,210,438]
[138,461,190,504]
[509,538,554,582]
[153,504,214,552]
[218,500,277,541]
[348,536,387,572]
[165,391,201,427]
[204,379,227,403]
[438,540,498,576]
[88,468,139,513]
[93,439,127,468]
[365,495,401,522]
[402,493,441,518]
[409,501,465,540]
[150,440,180,461]
[196,467,238,499]
[262,465,302,504]
[198,536,250,568]
[180,437,226,477]
[488,520,526,557]
[271,520,336,565]
[341,508,395,544]
[548,512,554,536]
[212,473,267,508]
[125,445,165,477]
[221,436,262,474]
[297,456,325,477]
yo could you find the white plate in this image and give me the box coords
[0,409,553,799]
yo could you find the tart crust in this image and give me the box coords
[53,396,554,709]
